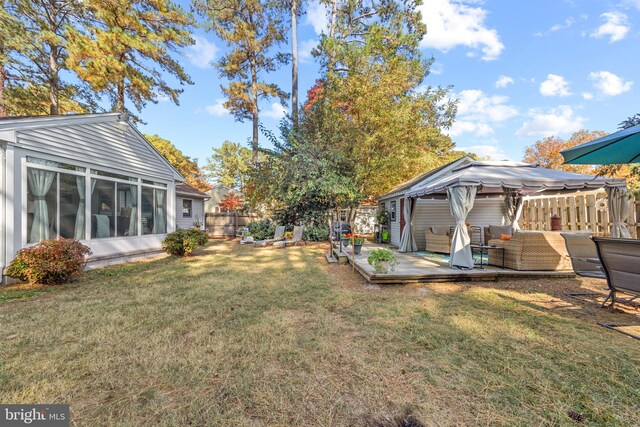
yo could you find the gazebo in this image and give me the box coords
[399,161,629,269]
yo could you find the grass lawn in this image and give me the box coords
[1,241,639,426]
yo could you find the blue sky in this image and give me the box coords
[138,0,640,165]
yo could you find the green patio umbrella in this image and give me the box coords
[561,124,640,165]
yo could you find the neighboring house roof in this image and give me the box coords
[205,186,243,204]
[0,113,184,182]
[176,183,210,199]
[378,156,474,201]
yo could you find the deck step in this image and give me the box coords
[331,248,349,264]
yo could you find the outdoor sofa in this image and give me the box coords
[487,230,572,271]
[424,225,453,253]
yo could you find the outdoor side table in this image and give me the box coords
[471,244,505,269]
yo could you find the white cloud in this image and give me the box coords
[495,75,514,89]
[262,103,287,120]
[430,62,444,75]
[589,71,633,96]
[534,17,575,36]
[418,0,504,61]
[305,0,329,35]
[205,99,229,116]
[298,39,318,63]
[582,92,594,100]
[457,143,513,160]
[186,36,218,68]
[516,105,586,137]
[590,11,629,43]
[621,0,640,10]
[448,89,518,137]
[539,74,571,97]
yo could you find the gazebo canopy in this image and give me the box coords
[406,161,626,198]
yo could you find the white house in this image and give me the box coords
[0,113,184,280]
[176,183,208,229]
[204,185,242,213]
[378,156,509,249]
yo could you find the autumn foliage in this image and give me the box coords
[219,192,244,212]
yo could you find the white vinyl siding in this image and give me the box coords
[389,197,402,247]
[412,197,508,250]
[176,196,205,229]
[16,121,175,181]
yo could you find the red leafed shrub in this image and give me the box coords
[7,239,92,285]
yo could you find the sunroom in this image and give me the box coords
[0,113,182,281]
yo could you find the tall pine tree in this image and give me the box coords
[66,0,194,116]
[194,0,289,161]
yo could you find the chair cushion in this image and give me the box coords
[500,234,512,241]
[431,225,450,236]
[490,225,512,238]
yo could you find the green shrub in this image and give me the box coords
[303,226,329,242]
[162,228,208,256]
[7,239,92,285]
[247,219,275,241]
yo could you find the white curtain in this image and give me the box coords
[154,189,167,234]
[606,186,631,238]
[399,197,418,252]
[129,186,138,236]
[28,168,56,243]
[503,187,523,231]
[447,185,478,269]
[74,176,86,240]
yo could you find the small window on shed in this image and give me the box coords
[183,199,193,218]
[390,201,396,221]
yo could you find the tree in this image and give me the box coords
[204,140,252,191]
[288,0,301,129]
[9,0,87,115]
[218,191,244,212]
[145,134,210,192]
[619,113,640,129]
[194,0,289,161]
[66,0,194,116]
[523,130,607,174]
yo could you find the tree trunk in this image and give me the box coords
[0,63,6,117]
[250,60,259,162]
[48,45,59,115]
[348,206,357,233]
[291,0,298,130]
[116,73,125,113]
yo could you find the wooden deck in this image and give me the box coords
[338,243,575,285]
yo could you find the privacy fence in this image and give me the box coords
[205,213,261,238]
[520,190,639,238]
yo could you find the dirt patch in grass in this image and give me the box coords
[1,241,639,426]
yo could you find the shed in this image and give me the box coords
[0,113,184,279]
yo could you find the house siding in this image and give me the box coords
[389,197,402,247]
[176,196,205,229]
[411,197,508,250]
[16,121,175,181]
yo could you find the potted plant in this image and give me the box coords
[367,248,398,274]
[376,206,389,225]
[351,234,364,255]
[341,233,351,247]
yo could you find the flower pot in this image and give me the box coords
[551,215,562,231]
[381,231,389,242]
[341,238,350,247]
[374,261,389,274]
[353,243,363,255]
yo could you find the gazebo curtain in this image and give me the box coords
[606,186,631,238]
[503,187,523,231]
[447,185,477,269]
[399,197,418,253]
[27,168,55,243]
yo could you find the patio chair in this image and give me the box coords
[254,225,285,246]
[561,233,606,279]
[592,237,640,309]
[285,225,305,247]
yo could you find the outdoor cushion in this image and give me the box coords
[489,225,512,238]
[500,234,512,241]
[431,225,450,236]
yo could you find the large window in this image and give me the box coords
[26,157,167,243]
[141,187,167,235]
[27,168,84,243]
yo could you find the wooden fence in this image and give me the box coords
[205,213,261,238]
[520,190,639,238]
